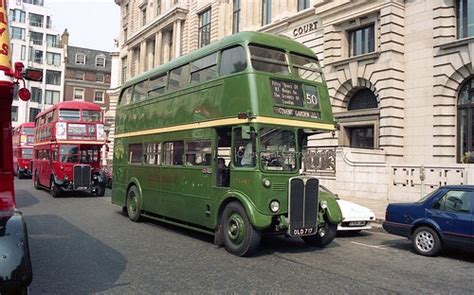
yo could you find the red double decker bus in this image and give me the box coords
[12,122,35,179]
[32,101,107,197]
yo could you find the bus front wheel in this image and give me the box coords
[50,178,61,198]
[221,202,261,257]
[302,220,337,248]
[126,186,142,222]
[33,171,40,190]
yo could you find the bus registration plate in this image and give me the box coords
[290,227,316,237]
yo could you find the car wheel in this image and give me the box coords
[96,184,106,197]
[18,170,24,179]
[412,226,442,256]
[33,171,40,189]
[302,221,338,248]
[221,201,261,257]
[126,186,142,222]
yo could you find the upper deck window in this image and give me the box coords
[290,53,323,83]
[191,53,217,84]
[169,65,190,91]
[82,110,101,122]
[59,109,80,121]
[133,80,148,102]
[148,74,167,97]
[119,86,134,106]
[219,46,247,75]
[249,45,289,74]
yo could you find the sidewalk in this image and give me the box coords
[340,195,389,223]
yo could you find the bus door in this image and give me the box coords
[182,139,213,227]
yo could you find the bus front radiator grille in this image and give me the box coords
[73,164,91,190]
[288,177,319,237]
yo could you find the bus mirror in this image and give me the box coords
[241,126,251,139]
[23,68,43,82]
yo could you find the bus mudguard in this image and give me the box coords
[319,193,343,224]
[0,212,33,292]
[217,191,273,230]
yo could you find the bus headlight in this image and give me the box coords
[262,178,271,188]
[64,175,68,180]
[270,200,280,213]
[320,200,328,209]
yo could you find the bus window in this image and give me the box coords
[119,86,134,106]
[23,127,34,135]
[168,65,190,91]
[21,149,33,159]
[59,145,79,163]
[233,127,256,167]
[219,46,247,75]
[259,128,297,172]
[144,142,161,165]
[59,109,80,121]
[185,140,211,166]
[134,80,148,102]
[249,44,289,74]
[81,147,99,163]
[129,144,143,164]
[190,53,217,84]
[163,141,184,165]
[82,110,101,122]
[148,74,167,97]
[290,53,323,82]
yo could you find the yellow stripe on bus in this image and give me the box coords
[114,116,335,139]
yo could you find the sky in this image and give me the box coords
[47,0,120,52]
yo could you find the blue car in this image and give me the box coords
[383,186,473,256]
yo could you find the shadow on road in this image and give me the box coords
[15,190,40,209]
[25,214,127,294]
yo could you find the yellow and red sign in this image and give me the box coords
[0,0,11,73]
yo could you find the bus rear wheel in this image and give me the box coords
[126,186,142,222]
[221,202,261,257]
[33,171,40,189]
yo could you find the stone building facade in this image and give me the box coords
[114,0,474,201]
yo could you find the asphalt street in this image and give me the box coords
[14,179,474,294]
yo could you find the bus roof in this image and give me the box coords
[36,100,102,119]
[122,31,317,88]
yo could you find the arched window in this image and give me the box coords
[348,88,378,110]
[458,77,474,163]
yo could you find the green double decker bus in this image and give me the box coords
[112,32,342,256]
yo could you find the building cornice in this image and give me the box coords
[258,8,318,33]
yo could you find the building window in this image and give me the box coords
[34,50,43,63]
[94,91,104,103]
[12,106,18,122]
[29,108,41,122]
[46,34,59,47]
[298,0,310,11]
[262,0,272,26]
[74,88,84,100]
[156,0,161,16]
[29,12,44,27]
[458,77,474,163]
[45,70,61,85]
[233,0,241,34]
[347,126,374,149]
[46,52,61,66]
[75,71,84,80]
[30,31,43,45]
[11,27,25,40]
[348,88,378,110]
[457,0,474,38]
[45,90,60,104]
[122,57,128,83]
[10,9,26,23]
[23,0,44,5]
[31,87,42,103]
[123,28,128,43]
[75,53,86,64]
[198,9,211,48]
[349,24,375,57]
[96,73,104,82]
[96,56,106,67]
[21,45,26,60]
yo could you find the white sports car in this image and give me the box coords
[320,186,376,233]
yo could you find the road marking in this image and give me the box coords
[351,241,390,250]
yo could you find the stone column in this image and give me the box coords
[172,21,177,60]
[139,41,147,73]
[175,20,182,58]
[155,30,162,67]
